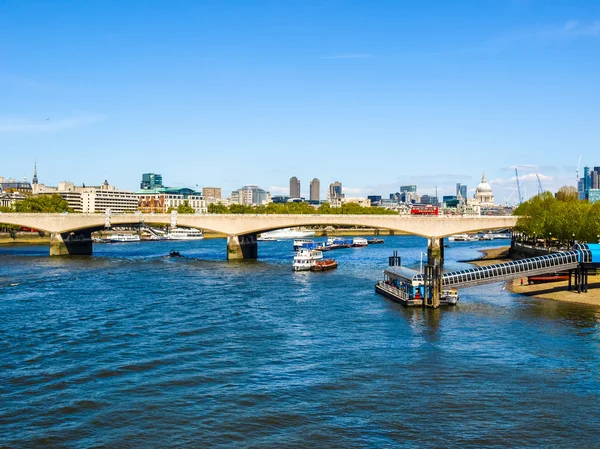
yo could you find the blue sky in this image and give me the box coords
[1,0,599,203]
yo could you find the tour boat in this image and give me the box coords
[367,238,384,244]
[310,259,338,271]
[448,234,476,242]
[352,237,368,247]
[163,227,204,240]
[262,228,315,239]
[107,234,141,243]
[292,249,323,271]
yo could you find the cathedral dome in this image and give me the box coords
[473,172,495,206]
[476,173,492,194]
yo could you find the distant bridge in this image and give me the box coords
[0,212,518,258]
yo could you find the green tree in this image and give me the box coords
[14,194,71,213]
[208,203,230,214]
[177,201,195,214]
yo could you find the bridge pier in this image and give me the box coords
[227,233,258,260]
[50,231,93,256]
[426,237,444,308]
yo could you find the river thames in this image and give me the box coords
[1,236,600,447]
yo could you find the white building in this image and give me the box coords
[342,197,372,207]
[0,192,26,209]
[44,180,137,214]
[473,172,495,206]
[231,185,271,206]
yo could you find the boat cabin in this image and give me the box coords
[376,266,426,306]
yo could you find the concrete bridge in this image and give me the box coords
[0,212,518,259]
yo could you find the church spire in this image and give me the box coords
[481,171,486,183]
[32,159,38,185]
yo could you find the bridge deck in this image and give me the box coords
[442,251,582,289]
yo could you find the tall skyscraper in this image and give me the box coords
[456,183,467,198]
[328,181,342,202]
[310,178,320,201]
[289,176,300,198]
[400,185,417,193]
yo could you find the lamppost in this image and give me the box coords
[420,251,427,273]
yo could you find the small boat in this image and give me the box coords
[527,273,569,284]
[441,289,459,304]
[257,235,277,241]
[367,238,384,244]
[311,259,338,271]
[352,237,368,247]
[169,250,182,257]
[292,249,323,271]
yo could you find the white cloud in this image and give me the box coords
[0,114,104,133]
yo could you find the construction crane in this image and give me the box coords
[536,173,543,195]
[515,168,523,205]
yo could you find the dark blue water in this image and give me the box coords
[1,236,600,448]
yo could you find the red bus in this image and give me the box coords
[410,204,439,216]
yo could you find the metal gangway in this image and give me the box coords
[441,244,595,289]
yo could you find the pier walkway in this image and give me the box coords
[440,243,595,289]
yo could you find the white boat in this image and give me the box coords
[292,249,323,271]
[352,237,368,247]
[261,228,315,239]
[163,227,204,240]
[107,234,141,243]
[441,289,459,304]
[258,235,277,241]
[448,234,475,242]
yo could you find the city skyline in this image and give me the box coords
[1,1,599,201]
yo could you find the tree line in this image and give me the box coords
[514,186,600,244]
[207,201,398,215]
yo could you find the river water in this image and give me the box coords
[1,236,600,448]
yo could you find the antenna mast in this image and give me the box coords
[515,168,523,205]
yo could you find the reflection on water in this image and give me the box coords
[1,236,600,447]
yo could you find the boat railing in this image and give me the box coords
[376,281,410,300]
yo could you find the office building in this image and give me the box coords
[202,187,222,200]
[327,181,343,204]
[290,176,300,199]
[310,178,320,202]
[400,185,417,193]
[140,173,163,190]
[456,183,467,199]
[367,195,382,206]
[231,185,271,206]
